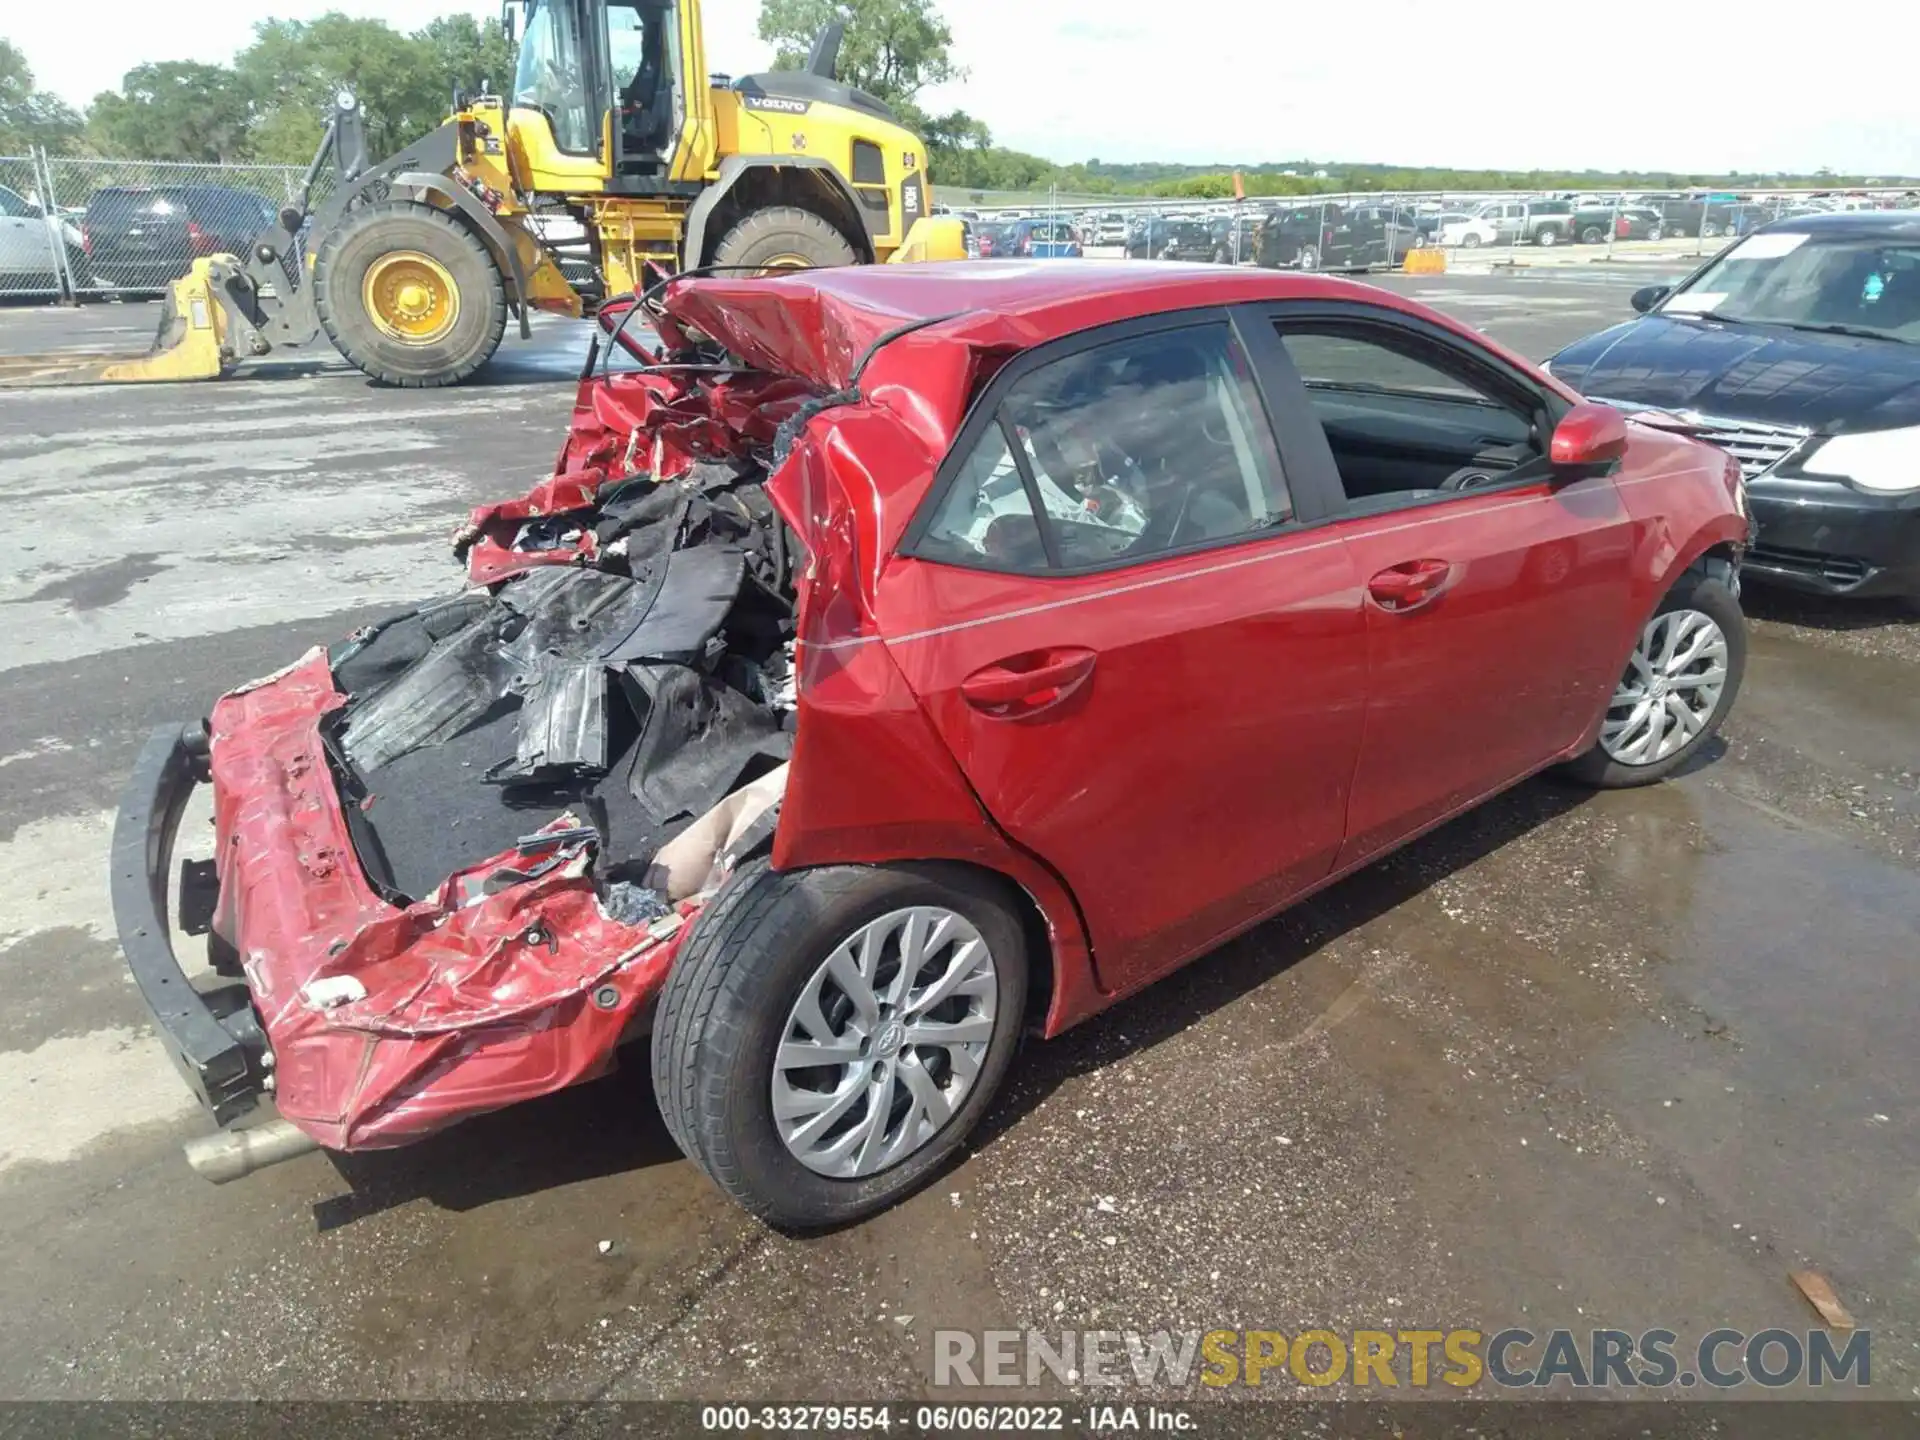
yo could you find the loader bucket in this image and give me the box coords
[0,257,234,387]
[889,216,969,264]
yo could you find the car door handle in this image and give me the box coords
[1367,559,1454,613]
[960,648,1097,718]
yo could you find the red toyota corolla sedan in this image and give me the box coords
[115,262,1749,1227]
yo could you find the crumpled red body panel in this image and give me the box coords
[208,652,690,1150]
[459,369,816,586]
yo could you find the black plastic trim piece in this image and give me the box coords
[109,723,266,1125]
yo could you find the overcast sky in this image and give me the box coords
[9,0,1917,175]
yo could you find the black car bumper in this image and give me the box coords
[1744,475,1920,599]
[110,721,269,1125]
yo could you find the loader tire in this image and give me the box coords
[313,201,507,387]
[709,206,857,273]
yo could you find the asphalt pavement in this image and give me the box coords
[1,269,1917,1405]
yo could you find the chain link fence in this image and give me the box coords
[5,148,1917,299]
[962,187,1920,271]
[0,152,84,299]
[0,150,313,301]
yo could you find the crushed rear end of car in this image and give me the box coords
[112,290,918,1173]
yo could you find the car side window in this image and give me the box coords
[919,324,1292,572]
[1277,325,1548,514]
[0,187,29,218]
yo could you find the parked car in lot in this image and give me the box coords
[1417,210,1473,243]
[1209,212,1262,263]
[1006,218,1082,258]
[82,184,279,292]
[1126,217,1216,261]
[1447,199,1575,246]
[0,182,86,293]
[1572,205,1666,243]
[1438,213,1501,248]
[1255,203,1417,270]
[972,221,1017,258]
[1636,194,1740,240]
[1547,212,1920,602]
[1093,212,1130,246]
[119,262,1750,1227]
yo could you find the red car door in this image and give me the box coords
[877,314,1369,996]
[1260,313,1640,870]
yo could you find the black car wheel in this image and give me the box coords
[1536,226,1560,247]
[1701,222,1721,239]
[1297,245,1320,271]
[1559,563,1746,789]
[1580,225,1606,243]
[1646,226,1663,242]
[651,860,1029,1229]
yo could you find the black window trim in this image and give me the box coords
[898,306,1306,579]
[1251,299,1577,526]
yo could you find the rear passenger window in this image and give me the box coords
[918,324,1291,572]
[917,421,1051,570]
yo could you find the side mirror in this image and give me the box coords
[1630,284,1669,314]
[1550,403,1629,470]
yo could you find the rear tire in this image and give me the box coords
[1536,226,1560,246]
[1558,566,1746,789]
[651,861,1028,1229]
[1580,225,1605,243]
[1298,244,1321,271]
[314,200,507,387]
[709,206,858,273]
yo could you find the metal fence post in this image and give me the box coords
[32,146,80,303]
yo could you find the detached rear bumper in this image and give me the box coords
[109,720,270,1124]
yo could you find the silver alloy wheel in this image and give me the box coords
[1600,608,1730,766]
[771,906,998,1179]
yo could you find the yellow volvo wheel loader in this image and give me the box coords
[3,2,962,388]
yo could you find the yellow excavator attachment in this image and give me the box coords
[0,257,233,387]
[888,216,969,265]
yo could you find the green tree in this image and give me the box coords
[757,0,961,109]
[84,63,253,162]
[416,14,519,103]
[234,15,451,164]
[0,39,82,153]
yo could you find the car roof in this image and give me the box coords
[666,261,1493,391]
[1759,210,1920,238]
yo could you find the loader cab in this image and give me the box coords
[505,0,702,193]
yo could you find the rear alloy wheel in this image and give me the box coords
[1701,222,1721,239]
[1461,233,1483,249]
[709,206,857,274]
[1298,244,1321,271]
[1537,226,1559,246]
[1646,226,1664,242]
[1560,566,1746,788]
[1580,225,1606,243]
[651,861,1027,1228]
[313,200,507,387]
